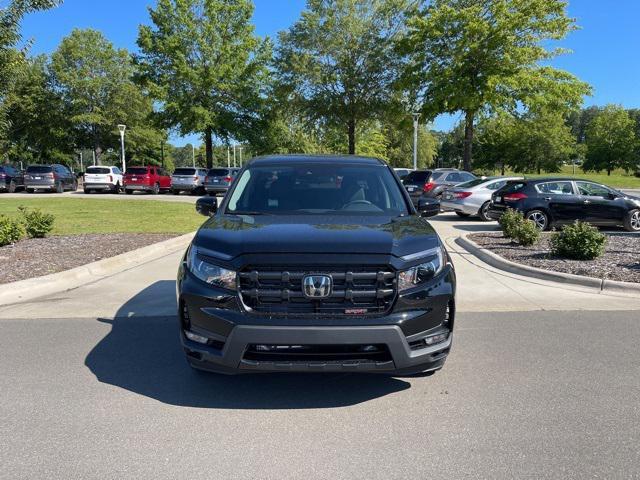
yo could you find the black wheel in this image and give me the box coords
[84,188,91,194]
[70,181,77,192]
[525,209,549,231]
[8,180,16,193]
[151,183,160,195]
[55,182,64,194]
[478,201,492,222]
[115,182,122,193]
[624,209,640,232]
[172,189,180,195]
[455,212,471,218]
[125,189,133,195]
[26,188,34,194]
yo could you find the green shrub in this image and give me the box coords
[18,206,55,238]
[512,219,540,246]
[499,208,524,239]
[0,215,26,246]
[550,221,607,260]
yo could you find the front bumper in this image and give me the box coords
[172,184,200,191]
[85,183,116,190]
[124,184,153,191]
[204,185,230,194]
[441,199,479,215]
[178,262,455,375]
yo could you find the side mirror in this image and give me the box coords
[417,197,440,218]
[195,196,218,217]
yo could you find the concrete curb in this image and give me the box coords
[456,234,640,296]
[0,232,195,306]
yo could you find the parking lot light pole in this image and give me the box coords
[117,125,126,173]
[227,146,230,168]
[192,144,196,168]
[412,113,420,171]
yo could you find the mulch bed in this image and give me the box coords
[469,232,640,284]
[0,234,177,284]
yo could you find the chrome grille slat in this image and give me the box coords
[239,266,397,317]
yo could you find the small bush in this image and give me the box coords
[0,215,26,246]
[512,219,540,246]
[550,221,607,260]
[499,208,524,239]
[18,206,55,238]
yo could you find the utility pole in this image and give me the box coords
[117,125,126,172]
[233,145,236,168]
[238,146,243,166]
[79,151,83,172]
[92,150,96,166]
[227,146,230,168]
[412,113,420,171]
[192,144,196,168]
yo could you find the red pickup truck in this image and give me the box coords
[123,166,171,195]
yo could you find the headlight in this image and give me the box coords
[186,247,237,290]
[398,247,445,291]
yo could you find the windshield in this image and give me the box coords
[208,168,229,176]
[404,171,431,183]
[226,163,408,216]
[125,167,149,175]
[173,168,196,175]
[86,167,110,174]
[457,178,488,188]
[26,165,53,173]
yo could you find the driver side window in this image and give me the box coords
[576,182,610,197]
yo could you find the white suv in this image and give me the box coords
[84,166,123,194]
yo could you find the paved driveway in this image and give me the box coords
[1,212,639,479]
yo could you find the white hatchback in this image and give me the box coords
[83,166,124,194]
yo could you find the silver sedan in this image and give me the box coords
[440,176,523,221]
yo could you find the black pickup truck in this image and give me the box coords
[177,155,456,375]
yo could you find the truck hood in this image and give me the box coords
[193,214,440,260]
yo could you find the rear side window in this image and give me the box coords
[499,182,527,194]
[208,168,229,176]
[404,171,431,183]
[173,168,196,175]
[535,181,574,195]
[86,167,111,174]
[27,165,53,173]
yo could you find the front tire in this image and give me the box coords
[624,209,640,232]
[151,183,160,195]
[455,212,471,218]
[525,209,549,231]
[478,201,492,222]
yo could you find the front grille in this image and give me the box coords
[243,344,392,363]
[238,266,397,317]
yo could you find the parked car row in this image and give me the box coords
[0,163,241,196]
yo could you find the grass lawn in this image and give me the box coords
[501,166,640,189]
[0,198,205,235]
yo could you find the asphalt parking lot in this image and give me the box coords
[1,209,639,479]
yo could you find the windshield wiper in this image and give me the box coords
[229,211,272,216]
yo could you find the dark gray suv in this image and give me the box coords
[25,164,77,193]
[420,169,476,199]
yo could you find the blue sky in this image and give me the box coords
[20,0,640,146]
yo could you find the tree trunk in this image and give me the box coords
[205,127,213,169]
[463,110,475,171]
[501,162,505,176]
[348,118,356,155]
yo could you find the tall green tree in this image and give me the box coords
[137,0,271,168]
[584,105,637,175]
[0,0,61,138]
[403,0,590,171]
[275,0,410,155]
[2,55,72,163]
[51,29,164,165]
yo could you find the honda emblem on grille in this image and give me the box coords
[302,275,332,298]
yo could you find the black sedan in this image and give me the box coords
[488,178,640,232]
